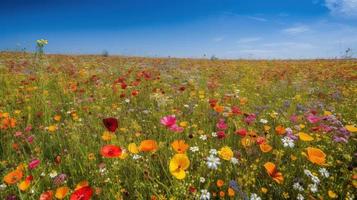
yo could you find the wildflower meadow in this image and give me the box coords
[0,51,356,199]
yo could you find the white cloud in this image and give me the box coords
[236,37,262,44]
[213,36,224,42]
[246,16,268,22]
[325,0,357,17]
[282,25,310,35]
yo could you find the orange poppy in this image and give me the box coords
[39,190,54,200]
[264,162,284,184]
[216,179,224,187]
[275,125,286,135]
[139,140,158,152]
[306,147,326,165]
[171,140,189,153]
[3,169,23,185]
[55,186,69,199]
[18,175,33,191]
[259,143,273,153]
[213,105,224,113]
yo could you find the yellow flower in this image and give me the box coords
[241,137,253,148]
[88,153,96,160]
[328,190,337,199]
[324,111,332,116]
[298,132,314,141]
[55,186,69,199]
[179,121,188,127]
[264,125,271,132]
[128,143,139,154]
[47,125,57,132]
[261,187,268,193]
[119,128,128,132]
[345,125,357,133]
[18,179,31,191]
[218,146,233,161]
[101,131,115,141]
[119,151,128,159]
[169,154,190,179]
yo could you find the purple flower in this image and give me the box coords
[53,173,67,186]
[6,195,17,200]
[244,114,256,125]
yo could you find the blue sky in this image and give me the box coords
[1,0,357,59]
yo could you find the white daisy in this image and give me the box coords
[200,189,210,200]
[190,146,200,152]
[206,154,220,170]
[319,168,329,178]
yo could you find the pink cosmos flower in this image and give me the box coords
[216,118,228,130]
[306,114,320,124]
[25,125,32,132]
[15,131,23,137]
[27,135,35,143]
[244,113,256,125]
[160,115,177,127]
[28,159,40,170]
[290,115,298,123]
[169,124,184,133]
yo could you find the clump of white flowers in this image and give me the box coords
[36,39,48,55]
[282,136,295,148]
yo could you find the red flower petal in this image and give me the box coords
[100,145,122,158]
[70,186,93,200]
[103,118,118,132]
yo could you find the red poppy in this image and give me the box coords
[70,186,93,200]
[100,145,122,158]
[231,106,241,115]
[103,118,118,132]
[39,190,54,200]
[131,90,139,96]
[235,128,247,137]
[209,99,218,108]
[120,82,127,89]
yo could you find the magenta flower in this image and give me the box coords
[27,135,35,143]
[306,114,320,124]
[169,124,184,133]
[160,115,177,127]
[216,118,228,130]
[244,113,256,125]
[290,115,298,123]
[28,159,40,170]
[25,125,32,132]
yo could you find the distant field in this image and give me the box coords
[0,52,356,199]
